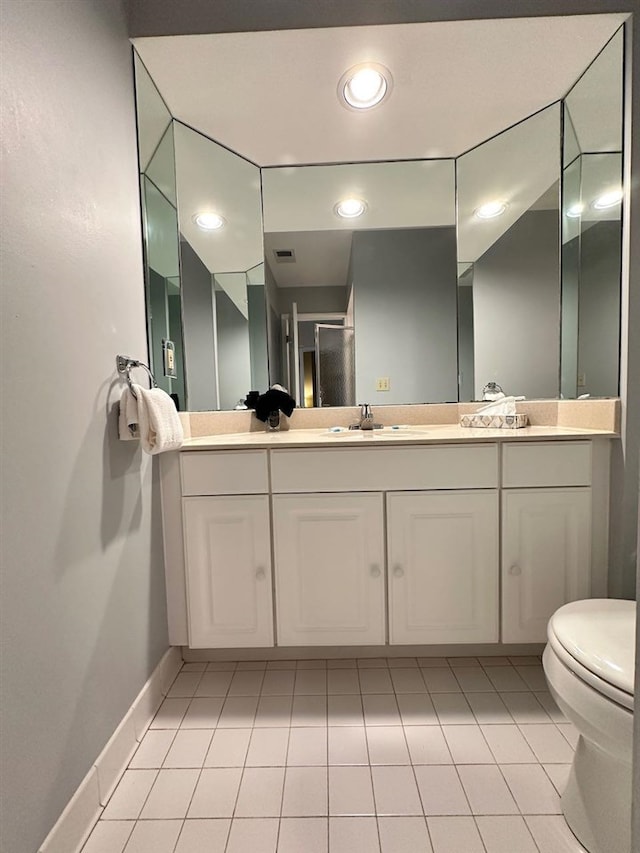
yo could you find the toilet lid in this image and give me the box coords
[548,599,636,702]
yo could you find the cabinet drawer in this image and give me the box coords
[502,441,591,488]
[181,450,268,496]
[271,445,498,493]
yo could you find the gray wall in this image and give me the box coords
[265,261,283,386]
[248,285,269,392]
[457,279,475,401]
[0,2,170,852]
[167,292,186,408]
[180,239,218,410]
[472,210,560,399]
[351,228,459,404]
[560,237,580,398]
[216,289,252,409]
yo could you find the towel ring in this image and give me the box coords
[116,355,157,400]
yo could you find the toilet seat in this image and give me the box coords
[547,599,635,711]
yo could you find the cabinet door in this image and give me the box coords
[273,493,385,646]
[502,489,591,643]
[387,491,499,644]
[183,496,273,648]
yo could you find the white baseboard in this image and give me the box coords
[182,642,546,662]
[39,646,182,853]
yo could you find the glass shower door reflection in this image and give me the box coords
[315,324,355,407]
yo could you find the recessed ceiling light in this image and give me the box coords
[338,63,392,110]
[566,202,584,218]
[334,197,368,219]
[193,212,226,231]
[592,188,623,210]
[474,200,508,220]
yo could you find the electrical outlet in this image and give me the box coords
[376,377,390,391]
[577,373,586,387]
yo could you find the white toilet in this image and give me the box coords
[542,598,636,853]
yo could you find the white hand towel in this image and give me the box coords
[118,387,139,440]
[134,384,184,454]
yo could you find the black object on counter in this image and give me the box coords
[244,390,260,409]
[245,388,296,422]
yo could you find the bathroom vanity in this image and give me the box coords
[160,420,614,654]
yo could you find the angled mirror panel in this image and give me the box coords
[141,175,183,400]
[563,106,581,169]
[134,52,172,172]
[576,153,622,398]
[147,123,177,207]
[560,27,623,399]
[560,155,581,400]
[564,28,623,155]
[173,122,264,410]
[457,104,561,400]
[135,49,185,407]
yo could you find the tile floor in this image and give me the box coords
[81,656,588,853]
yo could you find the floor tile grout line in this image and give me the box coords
[100,659,571,852]
[469,815,493,853]
[272,728,292,853]
[401,705,451,850]
[127,767,160,823]
[168,818,186,853]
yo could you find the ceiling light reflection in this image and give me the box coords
[193,212,226,231]
[592,189,623,210]
[474,200,508,220]
[334,198,368,218]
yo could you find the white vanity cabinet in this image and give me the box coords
[387,491,499,644]
[180,450,274,648]
[183,496,274,647]
[501,442,594,643]
[162,435,610,651]
[272,493,385,646]
[269,444,498,647]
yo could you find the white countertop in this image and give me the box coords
[181,424,617,451]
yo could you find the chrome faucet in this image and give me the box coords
[348,403,383,430]
[359,403,375,429]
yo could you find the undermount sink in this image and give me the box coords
[320,427,430,439]
[372,428,428,438]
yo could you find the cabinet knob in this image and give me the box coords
[393,565,404,578]
[509,565,522,576]
[370,565,381,578]
[255,567,266,580]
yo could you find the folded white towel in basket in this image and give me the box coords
[118,387,139,440]
[133,384,184,454]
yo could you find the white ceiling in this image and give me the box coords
[136,14,625,288]
[262,160,455,233]
[133,15,625,166]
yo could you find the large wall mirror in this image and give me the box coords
[132,18,625,411]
